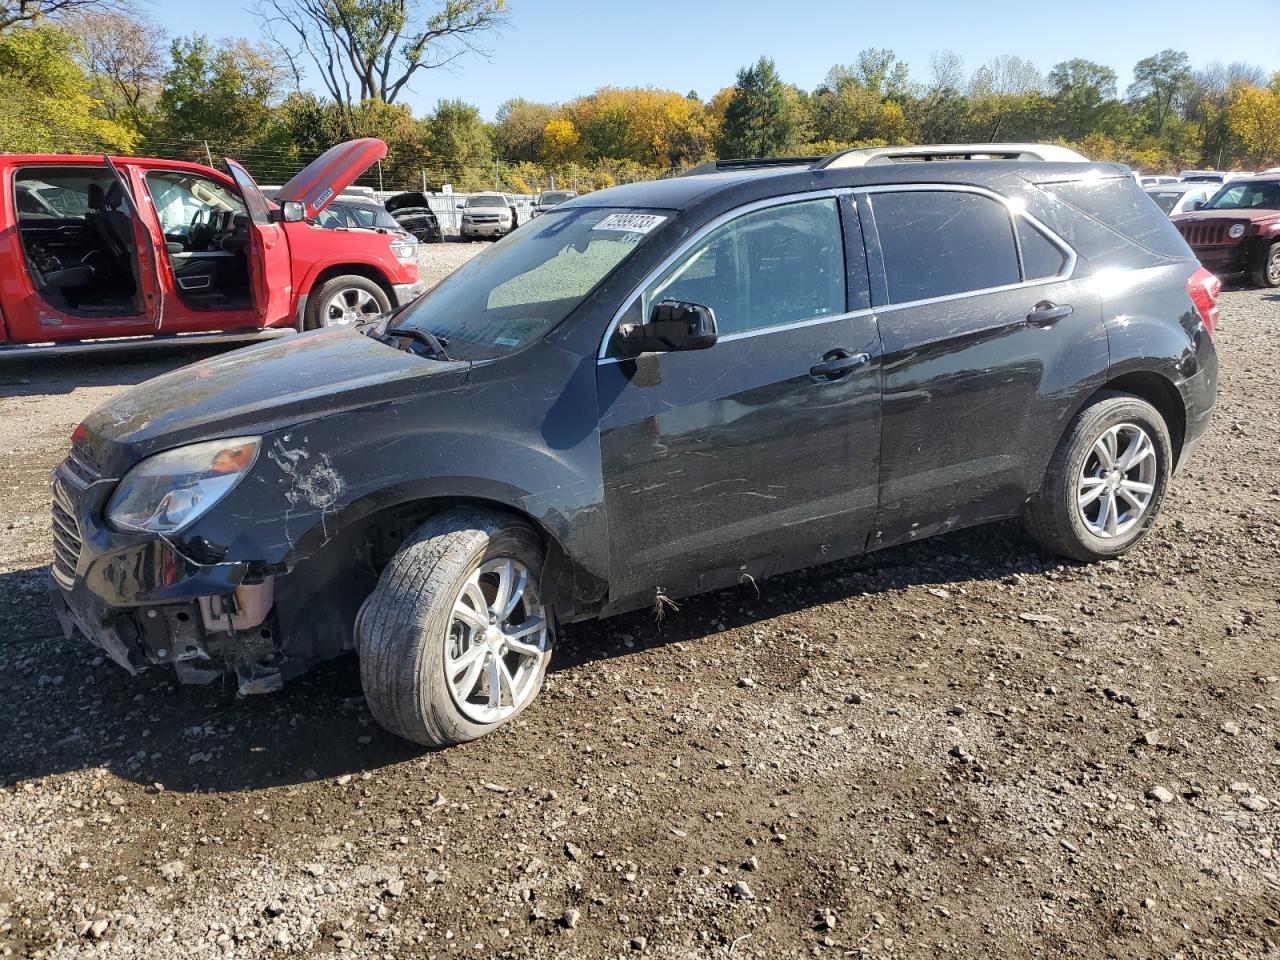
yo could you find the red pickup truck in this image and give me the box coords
[0,138,424,354]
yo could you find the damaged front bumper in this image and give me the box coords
[48,464,289,694]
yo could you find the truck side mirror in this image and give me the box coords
[271,200,305,223]
[1192,200,1206,210]
[616,300,718,357]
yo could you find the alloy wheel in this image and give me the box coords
[443,558,549,724]
[322,286,383,326]
[1076,422,1157,539]
[1268,246,1280,285]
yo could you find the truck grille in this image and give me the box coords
[468,214,501,223]
[50,477,82,588]
[1177,222,1227,246]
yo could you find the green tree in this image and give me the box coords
[424,98,493,189]
[1128,49,1192,135]
[1047,58,1123,140]
[718,57,795,158]
[494,98,555,162]
[0,24,134,153]
[145,35,291,165]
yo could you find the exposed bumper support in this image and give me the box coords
[392,281,426,306]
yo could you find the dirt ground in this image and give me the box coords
[1,260,1278,959]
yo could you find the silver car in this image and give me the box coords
[1145,182,1216,217]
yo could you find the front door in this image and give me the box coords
[597,194,882,610]
[224,157,292,326]
[859,187,1106,548]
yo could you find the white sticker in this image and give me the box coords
[593,213,667,234]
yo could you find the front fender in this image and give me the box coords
[171,341,609,601]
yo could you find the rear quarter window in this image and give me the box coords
[1036,177,1191,261]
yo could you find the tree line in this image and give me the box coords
[1,0,1277,196]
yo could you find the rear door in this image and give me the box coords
[224,157,292,326]
[104,158,164,328]
[597,193,883,609]
[860,186,1105,549]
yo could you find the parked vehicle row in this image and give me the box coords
[47,142,1219,748]
[0,139,424,353]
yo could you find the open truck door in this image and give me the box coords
[104,156,164,328]
[223,156,293,327]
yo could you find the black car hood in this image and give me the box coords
[82,327,469,474]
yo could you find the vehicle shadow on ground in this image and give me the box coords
[0,344,244,398]
[0,522,1064,794]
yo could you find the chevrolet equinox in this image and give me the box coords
[50,143,1220,746]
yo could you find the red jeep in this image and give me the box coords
[0,138,423,354]
[1171,174,1280,288]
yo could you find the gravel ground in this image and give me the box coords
[416,239,490,290]
[1,256,1278,959]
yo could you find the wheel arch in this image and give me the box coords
[301,262,396,303]
[1092,370,1187,466]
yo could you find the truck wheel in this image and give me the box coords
[305,275,390,330]
[1252,241,1280,288]
[1023,391,1172,562]
[357,508,553,747]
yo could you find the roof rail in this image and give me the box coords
[814,143,1089,169]
[681,156,823,177]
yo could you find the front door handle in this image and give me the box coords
[1027,301,1073,327]
[810,349,871,381]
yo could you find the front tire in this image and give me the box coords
[1024,392,1173,562]
[1252,241,1280,288]
[357,509,552,747]
[304,275,391,330]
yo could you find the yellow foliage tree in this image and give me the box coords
[540,117,580,164]
[1227,75,1280,166]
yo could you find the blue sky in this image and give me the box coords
[151,0,1279,120]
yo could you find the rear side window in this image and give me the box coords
[1017,218,1068,280]
[1039,177,1191,260]
[871,191,1020,303]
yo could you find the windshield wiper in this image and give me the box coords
[381,325,454,360]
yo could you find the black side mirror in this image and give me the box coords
[616,300,718,357]
[1192,200,1206,210]
[270,199,305,223]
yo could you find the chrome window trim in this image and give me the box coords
[594,182,1079,363]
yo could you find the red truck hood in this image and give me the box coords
[275,138,388,218]
[1173,208,1280,226]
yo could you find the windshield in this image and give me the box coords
[466,194,506,208]
[540,191,574,205]
[1149,191,1181,213]
[1206,181,1280,211]
[393,206,669,359]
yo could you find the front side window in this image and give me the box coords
[145,171,246,246]
[872,191,1020,303]
[393,206,666,359]
[642,198,846,338]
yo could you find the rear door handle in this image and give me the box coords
[1027,301,1073,327]
[810,349,871,381]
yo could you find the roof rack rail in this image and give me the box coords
[681,156,823,177]
[814,143,1089,169]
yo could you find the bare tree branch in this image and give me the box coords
[251,0,509,108]
[0,0,125,30]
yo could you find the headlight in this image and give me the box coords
[106,437,260,534]
[390,239,417,261]
[1228,223,1246,239]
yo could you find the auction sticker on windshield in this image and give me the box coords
[592,213,667,234]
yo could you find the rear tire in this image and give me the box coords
[1024,391,1173,562]
[1252,241,1280,288]
[304,275,390,330]
[357,509,552,747]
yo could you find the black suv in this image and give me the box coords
[50,143,1219,746]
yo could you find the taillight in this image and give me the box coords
[1186,267,1221,336]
